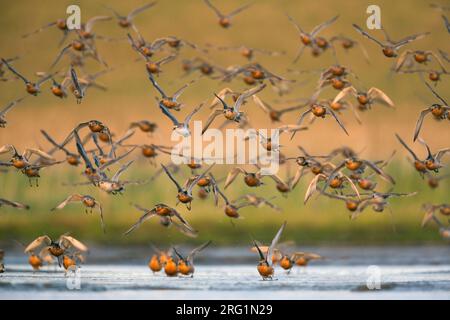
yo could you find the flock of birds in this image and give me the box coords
[0,1,449,280]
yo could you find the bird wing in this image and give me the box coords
[85,16,111,33]
[201,109,222,135]
[332,86,357,104]
[24,148,56,161]
[1,58,29,84]
[364,160,395,184]
[184,102,204,124]
[413,108,432,142]
[234,83,266,113]
[52,194,84,210]
[304,174,325,204]
[311,15,339,37]
[210,88,234,109]
[325,106,349,135]
[128,2,157,20]
[224,167,246,189]
[394,50,412,72]
[0,198,29,209]
[395,133,419,161]
[267,221,287,265]
[394,32,429,49]
[124,205,157,235]
[161,163,183,192]
[148,73,167,98]
[95,201,106,233]
[425,81,448,106]
[24,236,52,253]
[60,235,89,252]
[204,0,224,18]
[228,3,253,18]
[352,24,384,47]
[252,240,267,263]
[112,160,134,182]
[187,164,215,193]
[0,97,26,116]
[187,240,212,264]
[99,147,136,171]
[159,103,180,126]
[368,87,394,107]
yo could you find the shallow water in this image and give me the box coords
[1,246,449,300]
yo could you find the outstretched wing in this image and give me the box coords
[85,16,111,34]
[148,72,167,97]
[24,236,52,253]
[128,2,157,20]
[368,87,394,107]
[201,109,222,135]
[159,103,180,126]
[425,81,448,106]
[224,167,246,189]
[234,83,266,113]
[332,86,357,104]
[394,32,429,49]
[228,3,253,18]
[111,160,134,182]
[0,198,29,209]
[267,221,287,265]
[60,235,89,252]
[52,194,84,210]
[352,24,384,47]
[413,108,432,142]
[395,133,419,161]
[311,15,339,37]
[0,97,26,116]
[204,0,224,18]
[1,58,29,84]
[304,174,326,204]
[187,240,212,264]
[124,205,157,235]
[325,106,349,135]
[161,163,183,191]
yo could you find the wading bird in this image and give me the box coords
[253,221,287,280]
[173,241,211,277]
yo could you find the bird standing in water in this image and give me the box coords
[253,221,287,280]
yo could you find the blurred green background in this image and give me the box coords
[0,0,449,247]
